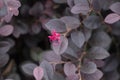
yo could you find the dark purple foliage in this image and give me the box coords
[0,0,120,80]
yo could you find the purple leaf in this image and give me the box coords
[93,60,105,68]
[64,47,78,58]
[92,0,101,11]
[104,13,120,24]
[83,15,101,29]
[42,50,61,62]
[40,61,54,80]
[0,25,14,36]
[0,54,9,68]
[0,0,7,17]
[0,39,14,54]
[82,69,103,80]
[21,62,37,76]
[29,2,44,16]
[106,70,119,80]
[60,16,81,29]
[45,19,67,32]
[89,30,112,49]
[110,2,120,14]
[52,36,68,55]
[33,67,44,80]
[102,58,118,72]
[64,62,77,76]
[81,61,97,74]
[82,28,92,41]
[66,75,79,80]
[67,0,74,8]
[87,46,110,59]
[71,2,89,15]
[71,31,85,48]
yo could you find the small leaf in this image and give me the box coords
[64,62,77,76]
[65,47,78,58]
[92,0,101,11]
[0,54,9,68]
[0,25,14,36]
[60,16,80,29]
[33,67,44,80]
[0,0,7,17]
[89,30,112,49]
[87,46,110,59]
[40,61,54,80]
[0,41,11,54]
[103,58,118,72]
[21,62,37,76]
[81,61,97,74]
[52,36,68,55]
[71,31,85,48]
[83,15,101,29]
[67,0,74,8]
[45,19,67,32]
[104,13,120,24]
[43,50,61,62]
[71,2,89,15]
[110,2,120,14]
[66,75,79,80]
[82,69,103,80]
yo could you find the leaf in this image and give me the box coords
[71,31,85,48]
[92,0,101,11]
[98,0,117,10]
[33,67,44,80]
[89,30,112,49]
[106,70,119,80]
[31,23,41,34]
[53,0,67,3]
[83,15,101,29]
[67,0,74,8]
[66,75,79,80]
[45,19,67,32]
[21,62,37,76]
[110,2,120,14]
[0,25,14,36]
[80,61,97,74]
[60,16,80,29]
[102,58,118,72]
[111,21,120,36]
[0,0,7,17]
[64,47,78,58]
[64,62,77,76]
[104,13,120,24]
[42,50,61,62]
[52,36,68,55]
[0,41,11,54]
[87,46,110,59]
[93,60,105,68]
[82,28,92,41]
[0,54,9,68]
[74,0,88,5]
[13,21,29,38]
[71,2,89,15]
[82,69,103,80]
[29,2,44,16]
[40,61,54,80]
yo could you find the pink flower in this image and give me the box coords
[48,30,61,45]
